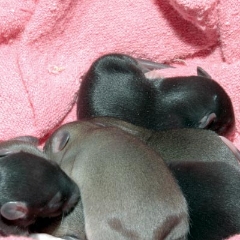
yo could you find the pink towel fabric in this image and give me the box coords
[0,0,239,239]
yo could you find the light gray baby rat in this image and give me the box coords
[38,120,189,240]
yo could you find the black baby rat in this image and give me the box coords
[0,136,80,236]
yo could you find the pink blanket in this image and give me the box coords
[0,0,239,239]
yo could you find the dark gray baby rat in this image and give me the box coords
[90,117,240,166]
[40,120,189,240]
[0,136,80,236]
[77,53,235,136]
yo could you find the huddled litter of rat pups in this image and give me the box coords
[0,53,239,240]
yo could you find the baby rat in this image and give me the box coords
[0,136,80,236]
[40,120,189,240]
[90,117,240,166]
[89,117,240,240]
[77,53,235,136]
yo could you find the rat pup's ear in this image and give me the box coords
[51,130,70,153]
[1,201,28,220]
